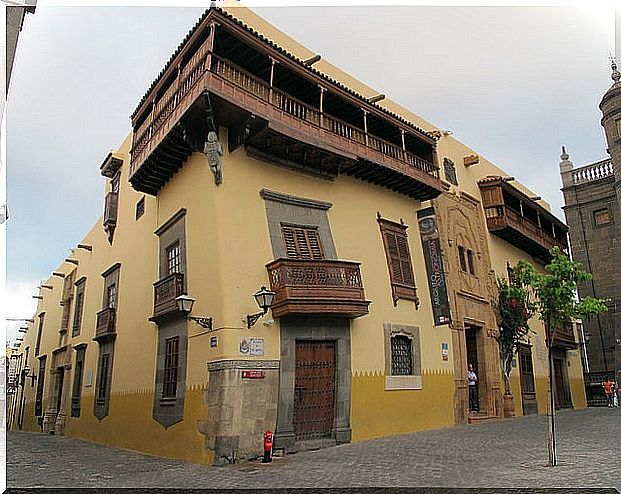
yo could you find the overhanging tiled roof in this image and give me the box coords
[131,6,436,143]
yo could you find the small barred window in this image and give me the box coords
[391,335,413,375]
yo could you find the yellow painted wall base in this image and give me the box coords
[569,378,587,409]
[351,370,454,442]
[62,388,213,465]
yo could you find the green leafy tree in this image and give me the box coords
[493,275,535,396]
[516,246,607,466]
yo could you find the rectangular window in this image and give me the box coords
[72,279,86,337]
[390,335,413,375]
[35,313,45,356]
[71,346,86,417]
[105,284,116,309]
[378,217,417,306]
[467,249,476,275]
[96,353,110,405]
[281,224,324,260]
[135,196,145,220]
[458,246,467,272]
[166,242,182,275]
[593,208,612,226]
[162,337,180,399]
[34,356,46,416]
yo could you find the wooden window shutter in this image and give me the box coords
[378,216,418,307]
[281,225,324,260]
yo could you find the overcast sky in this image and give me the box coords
[4,4,616,345]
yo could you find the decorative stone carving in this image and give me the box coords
[204,131,223,185]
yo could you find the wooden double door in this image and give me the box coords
[293,340,336,441]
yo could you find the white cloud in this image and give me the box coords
[4,279,39,348]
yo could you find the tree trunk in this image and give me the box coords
[546,318,557,467]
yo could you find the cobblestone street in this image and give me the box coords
[7,408,621,490]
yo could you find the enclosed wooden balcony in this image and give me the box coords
[152,272,185,319]
[479,177,568,264]
[550,323,577,349]
[128,7,442,200]
[266,259,370,318]
[94,307,116,341]
[103,192,118,227]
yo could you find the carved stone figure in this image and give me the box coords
[204,131,223,185]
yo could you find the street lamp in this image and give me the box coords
[175,294,213,331]
[246,286,275,329]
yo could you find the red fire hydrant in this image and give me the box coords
[262,430,273,463]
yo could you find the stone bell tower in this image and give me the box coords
[599,60,621,390]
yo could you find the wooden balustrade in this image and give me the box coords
[266,259,370,318]
[153,272,185,318]
[95,307,116,340]
[131,49,438,185]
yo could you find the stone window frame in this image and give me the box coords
[383,323,422,390]
[260,189,337,261]
[72,277,87,337]
[155,209,187,283]
[71,344,87,417]
[94,264,120,420]
[34,355,47,417]
[153,209,188,427]
[593,207,612,227]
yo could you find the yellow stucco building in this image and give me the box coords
[9,5,585,465]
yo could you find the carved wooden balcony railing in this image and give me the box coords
[479,177,568,263]
[153,272,185,319]
[129,11,442,200]
[94,307,116,341]
[266,259,370,318]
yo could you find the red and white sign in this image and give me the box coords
[241,370,265,379]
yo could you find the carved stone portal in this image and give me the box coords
[433,192,503,425]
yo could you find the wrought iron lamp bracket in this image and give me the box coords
[188,316,213,331]
[246,312,264,330]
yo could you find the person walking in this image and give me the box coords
[602,378,615,407]
[468,363,479,412]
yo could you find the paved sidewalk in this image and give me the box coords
[7,407,621,490]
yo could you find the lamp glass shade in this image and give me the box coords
[254,286,275,313]
[175,294,195,313]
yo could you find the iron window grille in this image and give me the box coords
[391,335,413,376]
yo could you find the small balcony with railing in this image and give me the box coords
[152,272,185,320]
[479,177,568,264]
[266,259,370,318]
[94,307,116,341]
[128,7,442,200]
